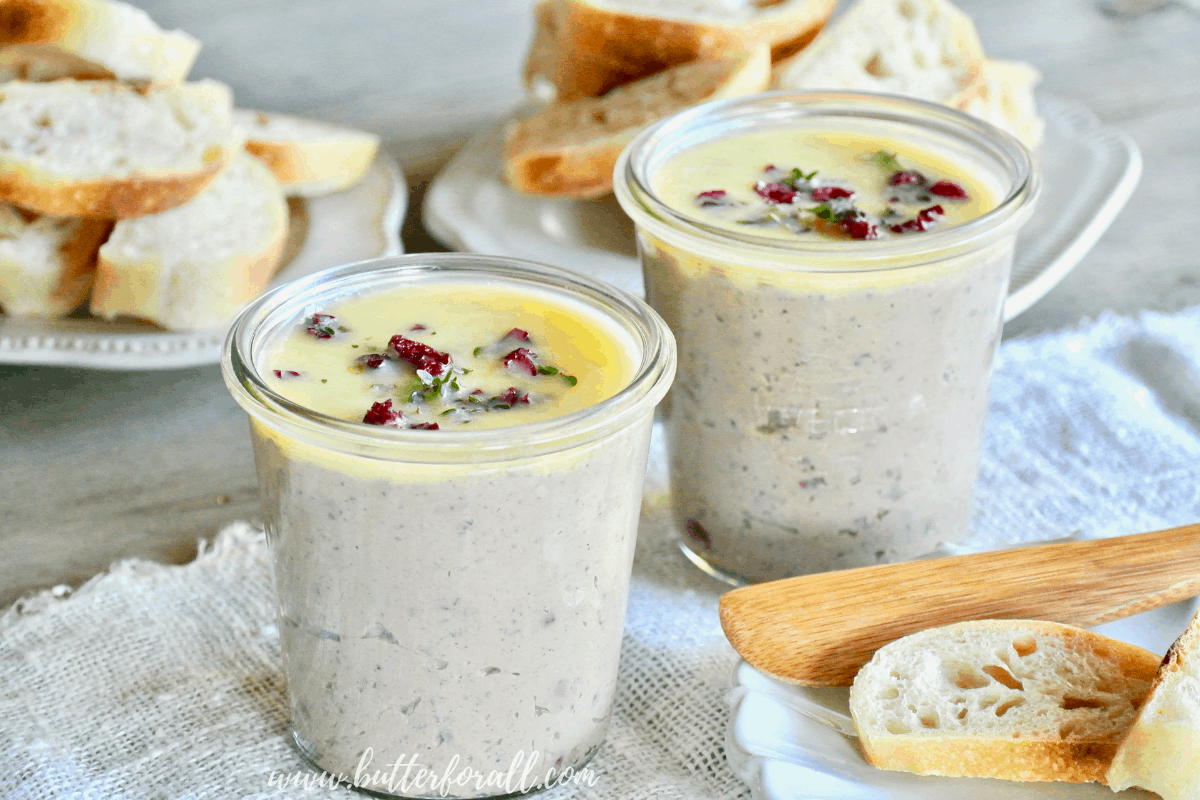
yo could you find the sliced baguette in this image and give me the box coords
[0,78,239,218]
[952,58,1045,149]
[526,0,834,101]
[0,0,199,83]
[850,620,1160,783]
[1106,610,1200,799]
[0,43,114,82]
[0,204,110,317]
[90,151,287,331]
[772,0,984,103]
[234,109,380,197]
[505,44,771,199]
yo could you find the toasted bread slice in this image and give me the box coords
[850,620,1160,783]
[526,0,834,101]
[0,204,111,317]
[234,109,380,197]
[1106,610,1200,799]
[506,44,771,199]
[0,0,199,83]
[90,152,287,331]
[0,78,239,218]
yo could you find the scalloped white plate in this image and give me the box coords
[724,595,1199,800]
[0,153,406,370]
[424,93,1141,321]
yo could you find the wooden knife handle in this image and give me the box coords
[719,523,1200,687]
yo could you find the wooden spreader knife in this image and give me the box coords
[719,522,1200,686]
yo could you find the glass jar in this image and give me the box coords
[614,91,1039,584]
[222,254,675,797]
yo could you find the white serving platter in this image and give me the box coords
[725,595,1197,800]
[0,152,406,370]
[424,93,1141,321]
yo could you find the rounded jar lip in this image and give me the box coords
[614,90,1040,271]
[222,254,676,464]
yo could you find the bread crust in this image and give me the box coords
[532,0,834,100]
[0,152,228,218]
[0,0,73,45]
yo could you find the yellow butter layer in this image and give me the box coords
[651,129,997,240]
[262,282,638,431]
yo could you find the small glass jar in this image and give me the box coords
[222,254,675,798]
[614,91,1039,584]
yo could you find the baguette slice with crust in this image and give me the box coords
[505,44,770,199]
[526,0,834,101]
[772,0,984,103]
[234,109,380,197]
[850,620,1160,783]
[0,78,240,218]
[90,152,287,331]
[1106,610,1200,798]
[952,58,1045,149]
[0,204,111,317]
[0,0,200,83]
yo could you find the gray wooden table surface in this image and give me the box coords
[2,0,1199,607]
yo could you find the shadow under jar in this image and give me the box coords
[222,254,675,798]
[615,91,1039,584]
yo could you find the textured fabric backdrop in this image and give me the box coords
[5,308,1200,800]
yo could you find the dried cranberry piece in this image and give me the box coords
[410,324,426,331]
[363,354,386,369]
[696,190,730,206]
[928,181,968,199]
[495,387,530,406]
[840,218,879,240]
[888,171,926,187]
[810,187,854,202]
[685,519,712,551]
[502,347,537,376]
[272,369,301,379]
[754,182,797,205]
[363,400,401,426]
[389,335,451,376]
[888,205,945,235]
[410,422,440,430]
[305,313,337,339]
[505,328,530,341]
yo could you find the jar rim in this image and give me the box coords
[221,254,676,463]
[614,90,1041,271]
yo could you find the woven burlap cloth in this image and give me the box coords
[6,308,1200,799]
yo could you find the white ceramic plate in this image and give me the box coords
[725,595,1199,800]
[0,153,406,370]
[423,94,1141,321]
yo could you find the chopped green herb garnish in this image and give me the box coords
[351,344,359,348]
[869,151,902,172]
[537,365,559,376]
[473,346,482,357]
[337,326,349,332]
[562,374,578,387]
[321,379,328,383]
[808,203,836,222]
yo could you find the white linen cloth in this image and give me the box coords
[5,307,1200,800]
